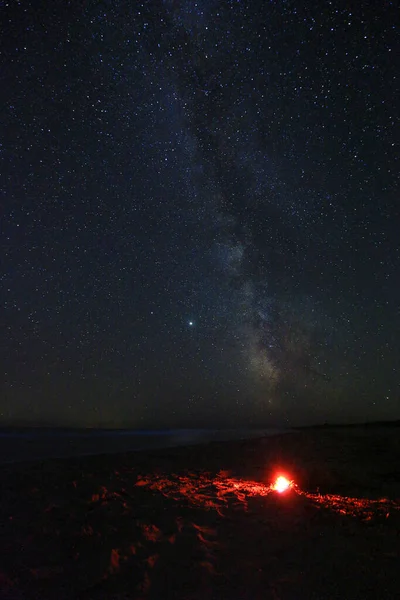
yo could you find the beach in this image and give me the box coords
[1,427,399,599]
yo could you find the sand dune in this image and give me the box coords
[1,427,399,599]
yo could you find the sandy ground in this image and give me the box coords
[1,427,399,599]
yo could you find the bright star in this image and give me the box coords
[188,321,194,327]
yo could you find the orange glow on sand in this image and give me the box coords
[272,476,291,493]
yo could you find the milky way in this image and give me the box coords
[1,0,398,426]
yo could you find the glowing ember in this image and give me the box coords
[273,476,291,493]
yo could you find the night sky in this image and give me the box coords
[1,1,399,428]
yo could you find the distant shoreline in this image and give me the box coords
[0,427,290,465]
[0,421,399,466]
[293,419,400,430]
[0,418,399,434]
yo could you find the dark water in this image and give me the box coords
[0,428,290,464]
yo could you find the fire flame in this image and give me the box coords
[272,476,291,493]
